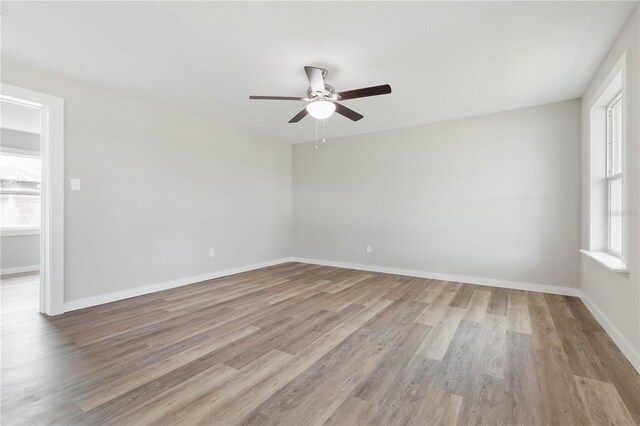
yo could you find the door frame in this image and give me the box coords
[1,83,65,315]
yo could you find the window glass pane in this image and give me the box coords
[0,153,41,180]
[0,153,41,228]
[0,153,41,192]
[608,178,622,253]
[0,194,41,227]
[610,99,622,175]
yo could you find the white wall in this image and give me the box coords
[0,129,41,274]
[580,6,640,370]
[1,59,291,303]
[1,235,40,273]
[293,99,581,290]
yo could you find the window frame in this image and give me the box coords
[0,147,42,236]
[605,93,623,256]
[583,53,628,273]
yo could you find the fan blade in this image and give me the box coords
[334,103,363,121]
[288,108,309,123]
[250,96,304,100]
[337,84,392,100]
[304,66,325,95]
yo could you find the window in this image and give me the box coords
[606,94,622,255]
[583,58,628,273]
[0,151,41,233]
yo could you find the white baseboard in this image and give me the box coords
[578,292,640,374]
[62,257,293,313]
[0,265,40,276]
[292,257,580,297]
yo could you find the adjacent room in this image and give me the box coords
[1,1,639,425]
[1,101,42,312]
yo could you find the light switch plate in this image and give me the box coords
[70,178,81,191]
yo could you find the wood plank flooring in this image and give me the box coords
[1,263,639,425]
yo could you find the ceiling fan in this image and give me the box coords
[250,66,392,123]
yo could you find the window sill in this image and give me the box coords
[1,228,40,237]
[580,250,629,273]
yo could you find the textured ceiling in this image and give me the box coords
[1,1,637,143]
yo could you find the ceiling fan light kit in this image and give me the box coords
[306,99,336,119]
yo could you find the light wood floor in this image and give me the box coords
[1,263,639,425]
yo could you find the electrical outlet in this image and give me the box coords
[209,248,215,258]
[366,244,372,254]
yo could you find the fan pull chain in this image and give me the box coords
[322,120,326,143]
[315,119,318,150]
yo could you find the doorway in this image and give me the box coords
[0,100,42,313]
[0,84,64,315]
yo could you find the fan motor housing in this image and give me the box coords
[307,84,338,100]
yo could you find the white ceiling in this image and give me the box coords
[1,101,41,134]
[1,1,637,143]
